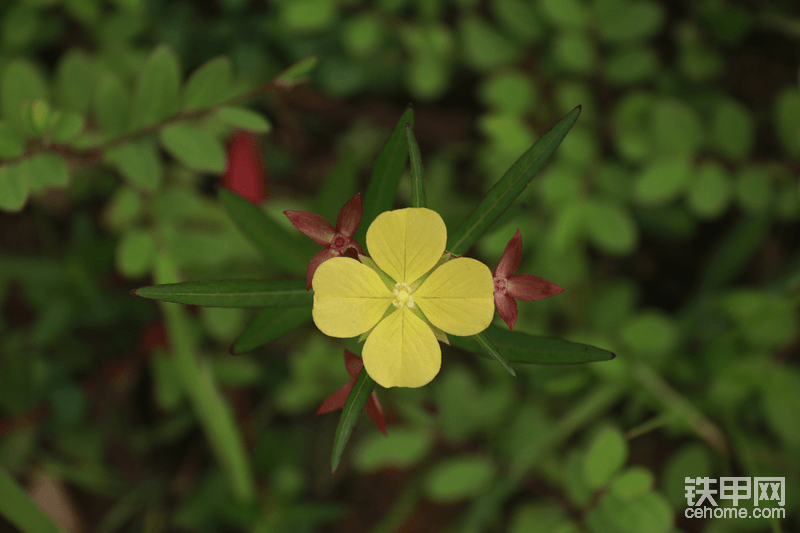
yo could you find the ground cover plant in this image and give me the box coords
[0,1,799,532]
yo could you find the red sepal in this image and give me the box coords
[507,274,564,301]
[493,229,522,279]
[306,247,338,290]
[316,380,354,414]
[284,211,337,246]
[366,395,387,436]
[494,292,518,331]
[336,193,362,238]
[344,349,363,377]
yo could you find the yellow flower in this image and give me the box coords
[311,208,494,388]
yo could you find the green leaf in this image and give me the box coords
[405,123,426,208]
[55,49,96,113]
[450,326,616,364]
[472,330,515,376]
[23,153,70,193]
[584,198,638,255]
[352,427,433,473]
[460,14,522,70]
[583,427,628,488]
[115,228,155,279]
[231,307,312,354]
[633,155,691,205]
[478,70,537,114]
[313,151,358,222]
[650,98,703,155]
[331,368,374,473]
[0,164,29,212]
[735,165,772,213]
[447,106,581,256]
[686,162,731,219]
[0,59,48,133]
[710,97,753,159]
[423,456,496,503]
[553,31,596,74]
[104,140,163,192]
[700,214,770,290]
[610,467,654,501]
[218,188,317,274]
[94,72,130,135]
[216,106,271,133]
[620,310,678,358]
[356,107,414,244]
[604,47,659,85]
[588,492,672,533]
[540,0,588,27]
[182,56,233,111]
[103,186,142,231]
[0,469,67,533]
[50,111,85,142]
[597,0,665,43]
[133,279,312,308]
[0,121,24,158]
[159,123,227,173]
[276,55,319,86]
[132,44,181,128]
[762,369,800,446]
[774,89,800,156]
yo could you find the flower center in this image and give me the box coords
[392,282,415,309]
[332,235,347,252]
[493,276,507,294]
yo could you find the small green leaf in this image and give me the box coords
[650,98,703,155]
[687,162,730,219]
[447,106,581,256]
[587,492,672,533]
[182,56,233,111]
[460,14,522,70]
[620,310,678,358]
[472,330,515,376]
[0,164,29,212]
[104,140,163,192]
[133,279,312,308]
[94,73,131,135]
[584,427,628,488]
[115,228,155,279]
[216,106,271,133]
[450,326,616,364]
[0,469,67,533]
[700,214,770,290]
[332,368,374,473]
[710,97,753,159]
[604,47,659,85]
[353,428,432,473]
[405,123,426,208]
[159,123,227,173]
[218,188,318,274]
[355,107,414,243]
[132,44,181,128]
[1,59,48,133]
[540,0,588,28]
[231,307,312,354]
[633,155,691,205]
[50,111,85,142]
[597,1,665,43]
[276,55,319,85]
[584,198,638,255]
[55,49,96,113]
[610,467,654,501]
[103,186,142,231]
[423,456,496,503]
[774,89,800,156]
[478,70,537,114]
[0,121,25,158]
[735,165,772,213]
[24,153,70,193]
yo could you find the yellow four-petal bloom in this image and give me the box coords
[311,208,494,388]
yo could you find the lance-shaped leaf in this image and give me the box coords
[451,326,615,364]
[230,306,312,354]
[332,367,375,473]
[0,469,67,533]
[355,107,414,244]
[182,56,233,111]
[132,44,181,128]
[447,106,581,256]
[406,123,426,208]
[472,330,515,376]
[218,188,317,274]
[133,279,312,308]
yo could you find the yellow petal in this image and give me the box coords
[366,208,446,284]
[363,307,440,388]
[414,257,494,336]
[312,257,392,338]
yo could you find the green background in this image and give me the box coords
[0,0,799,532]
